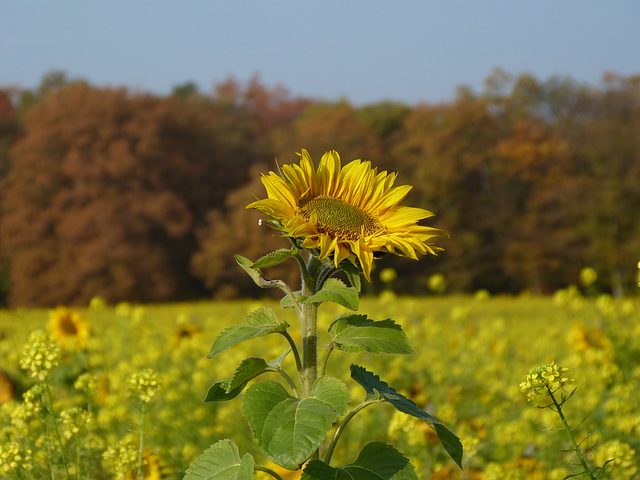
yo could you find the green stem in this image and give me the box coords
[294,252,313,292]
[75,433,80,480]
[137,406,146,480]
[547,387,596,480]
[272,279,303,320]
[300,255,323,398]
[300,289,318,398]
[280,330,303,379]
[324,399,382,465]
[254,465,285,480]
[274,367,300,397]
[319,345,334,378]
[44,380,71,480]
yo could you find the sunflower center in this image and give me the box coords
[59,315,79,335]
[299,195,383,240]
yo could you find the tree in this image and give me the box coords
[191,164,300,299]
[1,82,263,306]
[271,101,383,166]
[390,96,506,292]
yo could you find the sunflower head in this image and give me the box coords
[248,149,445,281]
[47,306,90,351]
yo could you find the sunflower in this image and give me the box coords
[0,371,14,404]
[248,150,445,281]
[47,306,90,351]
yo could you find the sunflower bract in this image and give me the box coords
[247,149,445,281]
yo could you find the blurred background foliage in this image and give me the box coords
[0,69,639,306]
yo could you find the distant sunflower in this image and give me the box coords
[126,450,168,480]
[0,371,14,404]
[248,150,445,281]
[47,306,90,351]
[171,323,202,348]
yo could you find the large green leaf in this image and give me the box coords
[252,248,296,269]
[183,439,254,480]
[300,278,359,311]
[350,365,463,470]
[329,315,416,354]
[208,307,286,358]
[243,376,350,470]
[300,442,417,480]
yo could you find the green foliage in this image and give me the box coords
[302,442,417,480]
[251,248,298,269]
[207,307,286,358]
[329,315,416,354]
[243,377,350,470]
[184,440,254,480]
[194,251,463,479]
[301,278,360,311]
[350,365,463,469]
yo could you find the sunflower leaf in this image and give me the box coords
[243,376,350,470]
[203,380,247,403]
[300,278,359,311]
[280,290,307,309]
[339,261,362,292]
[350,364,463,470]
[329,315,416,354]
[227,357,273,392]
[252,248,297,269]
[208,307,286,358]
[235,254,266,286]
[204,354,285,403]
[183,439,254,480]
[301,442,418,480]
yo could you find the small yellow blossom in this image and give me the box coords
[379,268,398,284]
[0,441,33,474]
[127,369,162,404]
[579,266,597,287]
[102,441,138,479]
[74,372,99,395]
[60,407,92,440]
[519,362,573,403]
[594,440,637,477]
[21,385,45,416]
[427,273,447,293]
[19,330,60,381]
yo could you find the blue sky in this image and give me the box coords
[2,1,639,105]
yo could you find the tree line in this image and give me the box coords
[0,69,638,306]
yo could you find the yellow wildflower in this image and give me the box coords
[19,330,59,381]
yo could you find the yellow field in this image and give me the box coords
[1,291,638,479]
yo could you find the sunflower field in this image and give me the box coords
[0,290,639,479]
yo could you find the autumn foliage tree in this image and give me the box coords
[0,71,638,306]
[0,82,263,306]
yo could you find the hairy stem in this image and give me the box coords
[300,255,322,420]
[280,331,303,380]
